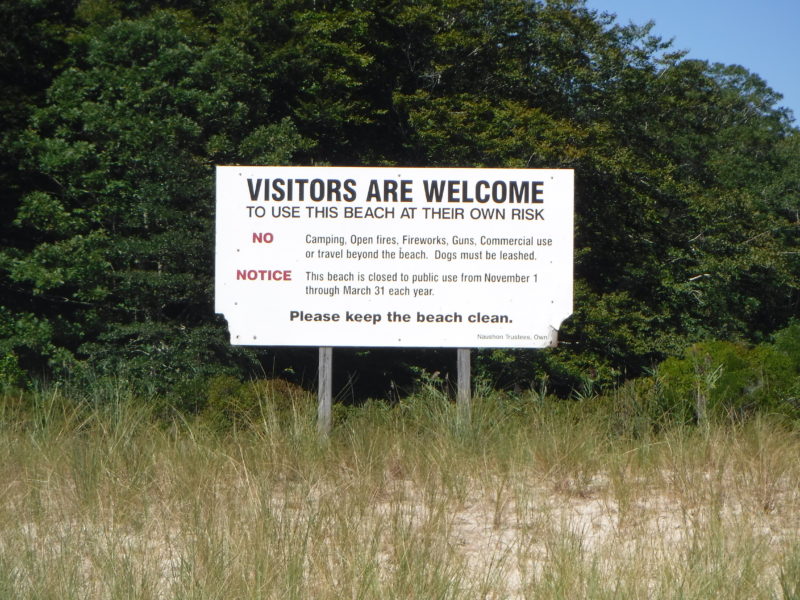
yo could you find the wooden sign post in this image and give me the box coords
[457,348,471,425]
[318,346,333,435]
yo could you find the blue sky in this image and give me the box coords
[583,0,800,124]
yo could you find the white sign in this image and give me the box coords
[215,166,573,348]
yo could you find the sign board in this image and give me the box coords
[215,166,573,348]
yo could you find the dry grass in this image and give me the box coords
[1,380,800,598]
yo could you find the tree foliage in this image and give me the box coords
[1,0,798,396]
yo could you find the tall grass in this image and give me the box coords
[1,377,799,598]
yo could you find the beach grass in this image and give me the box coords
[1,378,799,598]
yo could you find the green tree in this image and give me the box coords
[382,1,799,389]
[3,0,798,397]
[6,9,304,383]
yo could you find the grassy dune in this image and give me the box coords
[1,379,800,598]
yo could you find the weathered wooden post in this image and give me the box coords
[318,346,333,435]
[457,348,471,424]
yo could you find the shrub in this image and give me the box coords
[203,375,311,429]
[0,352,27,392]
[657,324,800,423]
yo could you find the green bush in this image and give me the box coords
[202,375,311,429]
[604,376,676,437]
[0,352,27,392]
[656,323,800,423]
[772,320,800,371]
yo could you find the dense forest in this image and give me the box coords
[1,0,798,402]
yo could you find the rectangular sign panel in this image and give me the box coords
[215,166,573,348]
